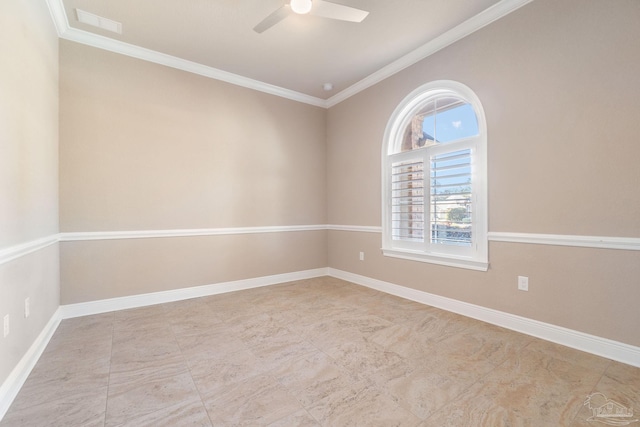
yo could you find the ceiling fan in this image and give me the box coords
[253,0,369,33]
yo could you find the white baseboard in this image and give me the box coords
[0,268,327,421]
[328,268,640,368]
[0,308,63,421]
[60,268,329,319]
[3,266,638,423]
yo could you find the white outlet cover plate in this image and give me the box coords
[518,276,529,291]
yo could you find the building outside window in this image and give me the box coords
[382,80,488,271]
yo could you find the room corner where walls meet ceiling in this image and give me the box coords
[44,0,534,108]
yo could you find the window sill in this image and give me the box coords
[382,248,489,271]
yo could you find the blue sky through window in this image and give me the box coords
[424,102,476,241]
[422,103,478,143]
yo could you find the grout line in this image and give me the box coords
[9,278,633,425]
[567,359,612,425]
[102,312,116,427]
[166,311,214,426]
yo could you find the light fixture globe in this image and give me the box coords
[290,0,312,14]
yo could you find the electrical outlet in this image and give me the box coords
[359,251,364,261]
[518,276,529,291]
[3,315,9,338]
[25,297,30,318]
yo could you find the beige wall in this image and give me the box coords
[59,41,328,303]
[4,1,638,396]
[327,0,640,346]
[0,1,60,386]
[61,232,326,304]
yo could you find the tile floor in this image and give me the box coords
[1,277,639,426]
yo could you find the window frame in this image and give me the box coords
[381,80,488,271]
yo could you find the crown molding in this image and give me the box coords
[44,0,68,37]
[45,0,534,109]
[46,0,327,108]
[61,26,327,108]
[325,0,534,107]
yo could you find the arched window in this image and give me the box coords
[382,80,488,271]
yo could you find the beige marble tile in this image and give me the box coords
[204,290,271,320]
[203,374,302,426]
[0,388,107,427]
[3,277,624,427]
[187,348,269,398]
[169,314,225,338]
[29,346,111,382]
[524,338,612,372]
[303,319,368,352]
[164,300,224,336]
[437,322,534,367]
[162,297,214,317]
[175,321,248,357]
[367,323,434,361]
[109,354,187,387]
[231,312,296,346]
[433,348,496,384]
[600,361,640,398]
[113,397,212,427]
[271,350,363,407]
[301,301,360,322]
[424,346,606,427]
[264,282,334,309]
[106,357,200,427]
[111,327,182,368]
[7,368,109,413]
[1,317,111,424]
[270,304,310,328]
[496,345,608,385]
[267,409,320,427]
[407,309,477,343]
[425,375,587,427]
[51,312,114,337]
[113,305,168,331]
[248,333,319,373]
[326,339,404,378]
[571,361,640,426]
[333,313,395,335]
[371,361,483,420]
[44,314,113,357]
[366,298,437,324]
[307,382,421,426]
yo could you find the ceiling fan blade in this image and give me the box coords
[310,0,369,22]
[253,4,292,33]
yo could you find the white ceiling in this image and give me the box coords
[48,0,532,106]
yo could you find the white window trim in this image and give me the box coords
[381,80,488,271]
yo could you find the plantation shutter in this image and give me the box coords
[430,148,472,247]
[390,156,425,243]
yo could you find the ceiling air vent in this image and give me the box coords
[75,9,122,34]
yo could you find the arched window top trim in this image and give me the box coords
[383,80,486,156]
[381,80,488,270]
